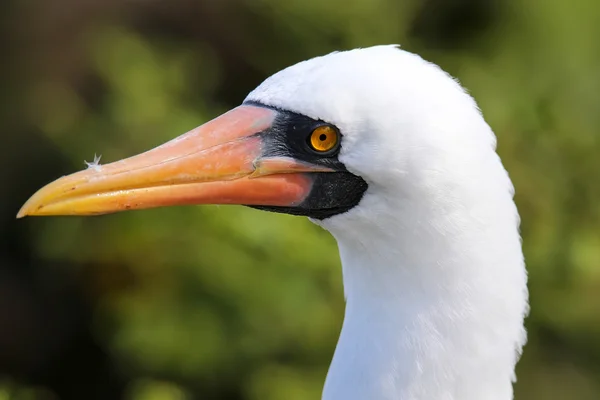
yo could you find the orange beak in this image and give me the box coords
[17,105,333,218]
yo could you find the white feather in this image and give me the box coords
[84,153,102,172]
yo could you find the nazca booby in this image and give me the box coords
[18,45,528,400]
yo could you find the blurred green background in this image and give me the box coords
[1,0,600,399]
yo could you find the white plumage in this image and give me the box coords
[249,45,528,400]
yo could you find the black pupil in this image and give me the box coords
[319,134,327,141]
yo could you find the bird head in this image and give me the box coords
[18,45,497,239]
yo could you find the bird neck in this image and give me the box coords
[321,194,528,400]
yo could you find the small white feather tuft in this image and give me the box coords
[84,154,102,172]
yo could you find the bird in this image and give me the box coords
[18,45,528,400]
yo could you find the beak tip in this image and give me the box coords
[17,189,46,219]
[17,201,35,219]
[16,205,31,219]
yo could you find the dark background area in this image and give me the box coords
[1,0,600,399]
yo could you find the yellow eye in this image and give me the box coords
[309,125,339,153]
